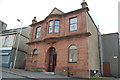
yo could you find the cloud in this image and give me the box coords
[0,0,119,34]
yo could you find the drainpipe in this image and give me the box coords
[99,35,103,76]
[67,67,70,77]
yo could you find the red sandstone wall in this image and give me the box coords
[25,8,90,77]
[30,9,87,43]
[25,36,89,77]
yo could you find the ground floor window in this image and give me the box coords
[68,45,77,62]
[2,55,10,63]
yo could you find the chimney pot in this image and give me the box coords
[81,0,88,8]
[32,16,37,24]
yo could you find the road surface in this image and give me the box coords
[2,71,36,80]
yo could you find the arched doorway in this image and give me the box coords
[48,47,57,72]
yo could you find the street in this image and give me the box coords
[2,71,24,78]
[1,71,87,80]
[1,69,119,80]
[1,71,36,80]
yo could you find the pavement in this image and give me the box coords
[2,71,26,78]
[1,67,69,79]
[1,67,120,80]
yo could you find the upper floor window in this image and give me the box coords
[69,45,77,63]
[48,20,60,33]
[4,36,9,45]
[54,20,60,33]
[33,49,38,55]
[49,21,53,33]
[69,17,77,32]
[36,27,41,38]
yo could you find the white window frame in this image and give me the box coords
[68,45,78,63]
[36,27,41,38]
[69,17,77,32]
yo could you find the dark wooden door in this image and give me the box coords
[103,62,111,76]
[48,48,56,72]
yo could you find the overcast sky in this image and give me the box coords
[0,0,119,34]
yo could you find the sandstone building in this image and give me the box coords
[25,1,100,77]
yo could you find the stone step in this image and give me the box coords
[44,72,55,75]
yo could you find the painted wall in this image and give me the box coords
[12,27,30,68]
[0,27,30,68]
[0,34,16,47]
[0,56,1,80]
[101,33,119,77]
[118,38,120,77]
[0,34,15,68]
[0,20,7,32]
[86,12,100,71]
[15,27,30,52]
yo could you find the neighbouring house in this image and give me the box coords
[0,20,7,32]
[0,20,7,68]
[25,1,100,78]
[100,33,120,77]
[0,27,31,69]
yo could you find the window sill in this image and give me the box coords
[69,30,77,32]
[33,54,38,55]
[48,32,60,34]
[68,62,77,63]
[35,37,41,39]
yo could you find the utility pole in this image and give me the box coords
[13,19,23,69]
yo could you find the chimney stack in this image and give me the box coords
[32,17,37,24]
[81,0,88,8]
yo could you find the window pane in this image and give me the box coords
[69,53,74,62]
[54,20,60,33]
[49,26,53,33]
[73,53,77,62]
[36,27,41,38]
[33,49,38,54]
[70,17,77,32]
[2,55,10,63]
[49,21,53,33]
[54,26,59,33]
[70,18,77,24]
[69,45,77,50]
[50,21,53,26]
[69,45,77,62]
[55,20,60,25]
[4,36,9,45]
[70,24,77,31]
[69,51,77,62]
